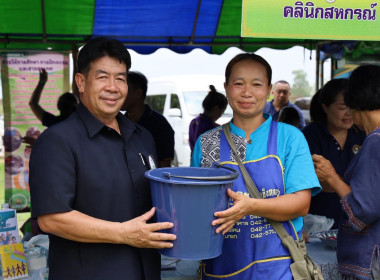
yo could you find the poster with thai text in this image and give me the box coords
[0,52,70,211]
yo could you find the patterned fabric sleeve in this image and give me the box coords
[343,132,380,230]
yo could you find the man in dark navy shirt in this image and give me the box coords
[29,37,176,280]
[121,71,175,167]
[264,80,306,129]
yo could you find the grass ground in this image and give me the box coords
[0,159,31,239]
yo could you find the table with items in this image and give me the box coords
[0,236,339,280]
[160,237,340,280]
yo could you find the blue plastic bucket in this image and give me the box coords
[145,164,238,260]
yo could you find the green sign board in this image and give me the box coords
[242,0,379,40]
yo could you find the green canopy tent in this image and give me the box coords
[2,0,379,89]
[0,0,322,53]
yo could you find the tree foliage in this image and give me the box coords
[291,69,312,97]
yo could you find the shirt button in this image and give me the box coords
[130,169,134,174]
[337,147,341,150]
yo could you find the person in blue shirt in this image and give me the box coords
[191,53,321,280]
[313,65,380,280]
[264,80,306,129]
[302,79,365,229]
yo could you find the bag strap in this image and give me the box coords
[221,123,305,263]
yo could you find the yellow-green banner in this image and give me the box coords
[242,0,379,40]
[1,52,69,211]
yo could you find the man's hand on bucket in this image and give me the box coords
[119,207,177,249]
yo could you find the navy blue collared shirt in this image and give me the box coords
[264,100,306,129]
[302,122,365,228]
[30,103,160,280]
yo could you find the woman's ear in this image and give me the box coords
[267,84,273,99]
[224,82,229,100]
[322,103,328,115]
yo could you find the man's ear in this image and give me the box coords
[75,73,85,94]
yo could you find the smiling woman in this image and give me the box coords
[302,78,366,228]
[191,52,321,280]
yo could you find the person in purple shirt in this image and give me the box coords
[264,80,306,129]
[188,85,228,152]
[313,65,380,280]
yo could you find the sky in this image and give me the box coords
[128,45,330,92]
[0,45,330,100]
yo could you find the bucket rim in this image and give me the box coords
[145,166,238,185]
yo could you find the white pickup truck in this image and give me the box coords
[145,75,232,167]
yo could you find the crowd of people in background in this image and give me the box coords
[8,36,378,280]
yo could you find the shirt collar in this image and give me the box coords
[76,102,136,138]
[270,99,290,108]
[229,113,272,139]
[320,121,331,136]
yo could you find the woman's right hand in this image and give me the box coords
[312,154,339,190]
[212,188,253,235]
[39,68,48,84]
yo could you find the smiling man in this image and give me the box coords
[264,80,306,129]
[29,37,176,280]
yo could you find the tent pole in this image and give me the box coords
[190,0,202,44]
[71,44,79,98]
[330,57,335,80]
[41,0,47,43]
[315,45,320,92]
[321,59,325,87]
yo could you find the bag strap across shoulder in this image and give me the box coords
[221,123,305,263]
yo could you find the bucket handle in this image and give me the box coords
[162,164,239,181]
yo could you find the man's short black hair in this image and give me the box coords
[77,37,131,75]
[274,80,290,87]
[127,71,148,99]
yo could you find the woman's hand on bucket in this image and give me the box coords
[119,207,176,249]
[212,189,253,235]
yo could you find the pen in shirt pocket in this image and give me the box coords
[139,153,147,166]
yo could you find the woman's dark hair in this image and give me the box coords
[77,37,131,75]
[225,53,272,86]
[345,64,380,110]
[202,85,228,112]
[310,78,348,123]
[278,106,300,127]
